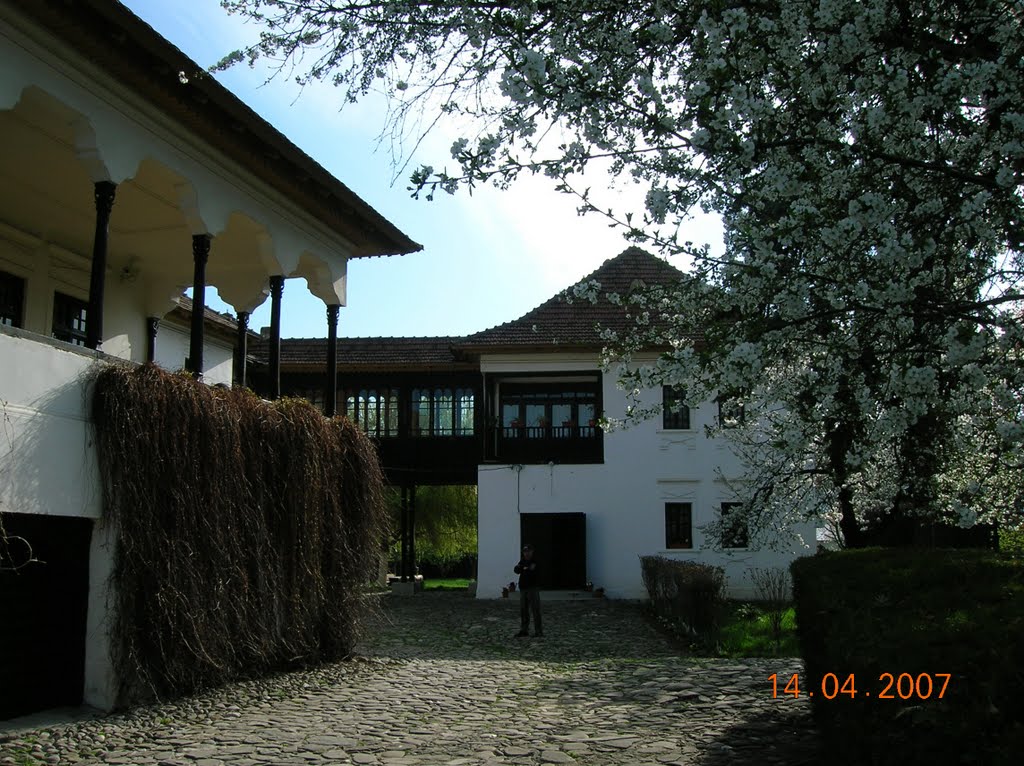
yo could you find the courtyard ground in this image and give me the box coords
[0,592,819,765]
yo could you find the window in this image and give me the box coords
[500,387,597,439]
[717,394,746,428]
[410,387,474,437]
[490,376,603,463]
[662,386,690,430]
[1,270,25,328]
[345,388,400,437]
[665,502,693,549]
[52,292,88,346]
[720,502,749,549]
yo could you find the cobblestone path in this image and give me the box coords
[1,593,819,765]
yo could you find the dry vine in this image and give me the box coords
[91,364,388,703]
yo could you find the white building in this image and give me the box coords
[0,0,418,720]
[275,248,816,602]
[466,248,816,600]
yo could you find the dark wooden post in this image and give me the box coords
[409,484,417,582]
[235,311,250,388]
[187,234,212,377]
[325,304,340,416]
[145,317,159,363]
[400,484,409,582]
[268,275,284,399]
[86,181,116,350]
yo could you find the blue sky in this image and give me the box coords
[121,0,721,339]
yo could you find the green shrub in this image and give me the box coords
[640,555,725,637]
[791,549,1024,765]
[1000,528,1024,556]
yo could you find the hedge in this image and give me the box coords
[790,548,1024,765]
[640,555,725,636]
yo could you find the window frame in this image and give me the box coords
[409,386,475,438]
[51,291,89,347]
[1,270,26,329]
[717,394,746,429]
[662,385,691,430]
[344,387,401,438]
[664,502,694,549]
[719,501,749,549]
[488,373,604,464]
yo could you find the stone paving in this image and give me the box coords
[0,593,819,765]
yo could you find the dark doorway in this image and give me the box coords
[0,513,92,720]
[520,513,586,589]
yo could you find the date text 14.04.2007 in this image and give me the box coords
[769,672,951,700]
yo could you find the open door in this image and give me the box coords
[0,513,91,720]
[519,512,586,589]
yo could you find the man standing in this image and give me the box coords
[514,544,543,637]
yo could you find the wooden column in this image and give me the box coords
[268,275,284,399]
[235,311,250,388]
[86,181,116,350]
[400,484,409,582]
[187,234,212,377]
[409,484,417,581]
[145,317,159,363]
[325,304,340,416]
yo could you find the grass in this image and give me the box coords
[716,601,799,657]
[647,600,800,657]
[422,577,473,591]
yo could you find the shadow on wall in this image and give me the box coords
[0,356,116,522]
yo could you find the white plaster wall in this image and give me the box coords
[0,331,103,521]
[153,322,234,386]
[476,354,816,600]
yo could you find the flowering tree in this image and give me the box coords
[218,0,1024,546]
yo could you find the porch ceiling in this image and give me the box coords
[0,88,348,315]
[3,0,422,260]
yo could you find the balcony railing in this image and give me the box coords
[492,423,603,463]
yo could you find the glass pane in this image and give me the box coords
[455,389,474,435]
[579,402,595,425]
[552,403,573,426]
[526,404,546,427]
[386,390,399,436]
[502,403,520,427]
[434,388,453,435]
[411,389,430,435]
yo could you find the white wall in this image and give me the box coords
[476,354,815,600]
[153,322,235,387]
[0,331,103,520]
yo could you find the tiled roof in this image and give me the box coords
[266,336,466,370]
[173,296,241,334]
[456,247,684,351]
[255,248,684,369]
